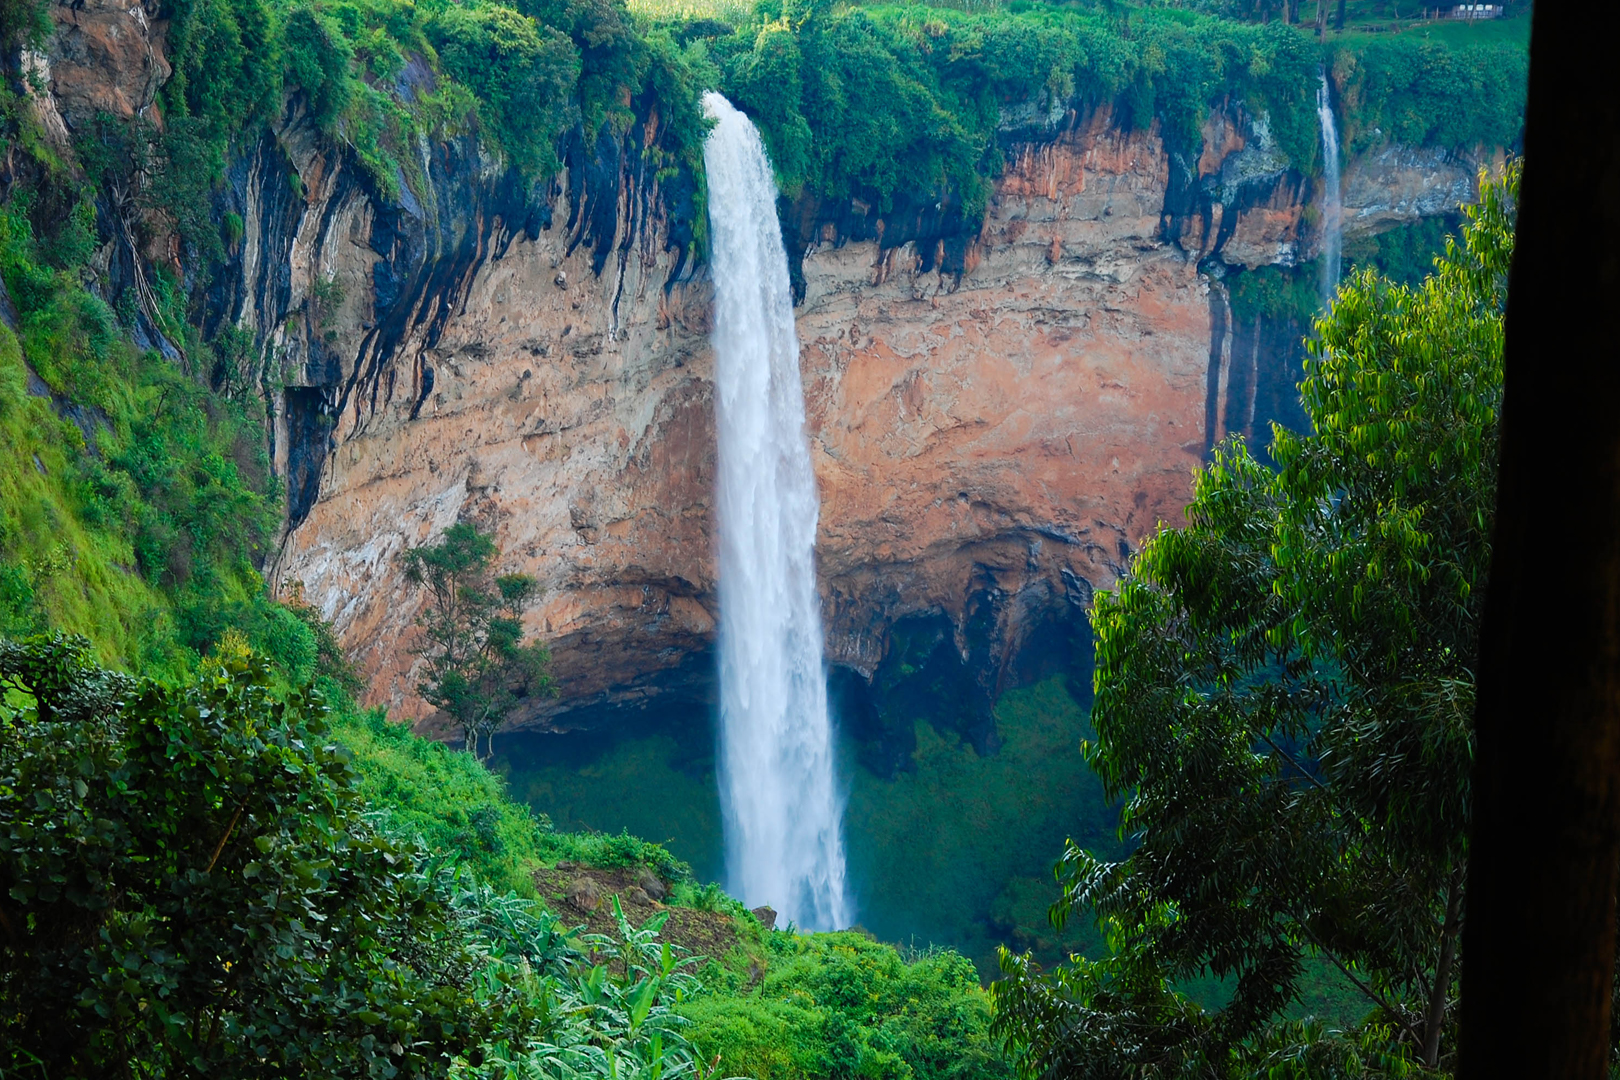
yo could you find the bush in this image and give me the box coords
[0,633,723,1080]
[683,931,1011,1080]
[0,635,525,1075]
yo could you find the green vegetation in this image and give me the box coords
[1331,25,1528,155]
[1,625,1012,1077]
[992,163,1516,1076]
[650,0,1524,225]
[146,0,717,226]
[495,708,727,880]
[683,933,1009,1080]
[329,703,555,895]
[403,523,555,761]
[54,0,1527,290]
[844,676,1119,977]
[1345,211,1465,288]
[0,633,716,1079]
[490,674,1119,981]
[0,194,306,682]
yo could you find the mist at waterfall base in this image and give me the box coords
[700,92,851,933]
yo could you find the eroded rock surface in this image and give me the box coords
[44,0,169,128]
[209,99,1490,731]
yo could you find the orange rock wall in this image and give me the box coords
[264,106,1486,729]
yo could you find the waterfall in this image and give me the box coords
[702,92,851,932]
[1317,72,1343,304]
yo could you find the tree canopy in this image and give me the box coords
[0,632,718,1079]
[992,162,1518,1078]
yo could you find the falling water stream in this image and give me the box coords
[703,92,851,932]
[1317,72,1343,304]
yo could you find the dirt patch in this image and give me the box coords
[535,864,740,969]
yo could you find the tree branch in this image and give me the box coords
[1256,730,1330,793]
[1290,910,1422,1046]
[205,803,246,874]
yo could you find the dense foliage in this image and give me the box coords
[148,0,716,221]
[670,2,1526,223]
[0,191,304,680]
[684,933,1010,1080]
[0,627,1014,1078]
[0,633,722,1078]
[991,163,1517,1078]
[54,0,1528,283]
[334,702,698,897]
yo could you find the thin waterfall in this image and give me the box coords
[702,91,851,932]
[1317,72,1343,304]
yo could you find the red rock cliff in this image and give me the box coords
[248,101,1487,729]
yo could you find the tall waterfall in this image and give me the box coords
[703,92,851,932]
[1317,72,1343,304]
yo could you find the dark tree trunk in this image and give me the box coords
[1422,867,1464,1068]
[1336,0,1346,30]
[1460,4,1620,1078]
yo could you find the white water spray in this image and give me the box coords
[703,92,850,932]
[1317,72,1343,304]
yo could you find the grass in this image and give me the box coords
[0,319,176,668]
[1331,8,1530,45]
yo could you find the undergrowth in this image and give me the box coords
[681,931,1011,1080]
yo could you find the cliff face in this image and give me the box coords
[20,6,1491,730]
[253,99,1486,730]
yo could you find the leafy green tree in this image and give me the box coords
[425,5,581,177]
[403,523,554,762]
[0,633,726,1079]
[992,164,1518,1078]
[0,633,537,1076]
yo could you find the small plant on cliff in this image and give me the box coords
[403,522,555,761]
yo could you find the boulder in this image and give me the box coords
[566,877,602,912]
[635,867,667,902]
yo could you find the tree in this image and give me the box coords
[1458,2,1620,1075]
[992,165,1518,1077]
[0,633,533,1076]
[0,633,726,1080]
[402,523,555,762]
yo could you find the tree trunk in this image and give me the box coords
[1336,0,1346,30]
[1422,868,1464,1068]
[1459,4,1620,1077]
